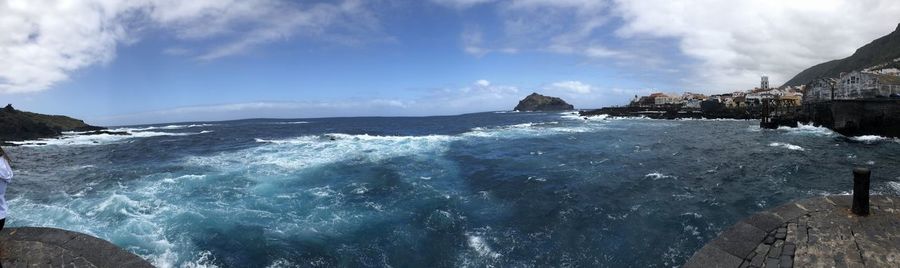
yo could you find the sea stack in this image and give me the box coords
[514,93,574,111]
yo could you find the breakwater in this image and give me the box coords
[802,99,900,138]
[686,169,900,268]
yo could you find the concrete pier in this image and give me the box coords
[0,227,153,268]
[684,195,900,268]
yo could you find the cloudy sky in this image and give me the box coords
[1,0,899,125]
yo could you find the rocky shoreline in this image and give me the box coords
[0,104,106,144]
[578,106,762,120]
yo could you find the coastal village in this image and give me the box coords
[626,64,900,111]
[626,76,805,110]
[579,55,900,137]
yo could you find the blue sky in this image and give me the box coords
[1,0,899,125]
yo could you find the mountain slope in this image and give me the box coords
[783,23,900,87]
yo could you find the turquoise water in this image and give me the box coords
[6,112,900,267]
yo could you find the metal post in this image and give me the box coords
[852,167,870,216]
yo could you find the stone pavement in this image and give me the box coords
[685,195,900,268]
[0,227,154,268]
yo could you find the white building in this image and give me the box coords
[654,94,683,105]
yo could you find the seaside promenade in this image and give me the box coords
[0,227,152,267]
[686,169,900,267]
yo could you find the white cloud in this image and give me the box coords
[431,0,497,9]
[0,0,385,93]
[455,0,618,59]
[546,81,595,94]
[613,0,900,90]
[446,0,900,91]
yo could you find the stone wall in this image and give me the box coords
[803,100,900,137]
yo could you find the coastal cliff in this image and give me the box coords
[514,93,574,111]
[0,104,103,142]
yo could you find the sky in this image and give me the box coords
[1,0,899,126]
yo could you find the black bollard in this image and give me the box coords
[851,167,870,216]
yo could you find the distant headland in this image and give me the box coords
[0,104,105,143]
[514,93,574,111]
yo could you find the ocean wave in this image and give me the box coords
[775,123,835,136]
[467,234,502,259]
[769,142,805,151]
[645,172,677,180]
[674,118,751,121]
[119,124,216,132]
[270,121,309,125]
[464,121,596,138]
[213,120,597,172]
[9,130,209,147]
[198,133,458,171]
[849,135,899,144]
[888,181,900,195]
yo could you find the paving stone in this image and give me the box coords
[745,212,786,232]
[782,243,796,257]
[770,242,783,258]
[750,249,768,267]
[764,235,776,245]
[775,232,786,240]
[684,245,743,268]
[685,195,900,268]
[770,203,807,222]
[779,255,792,268]
[709,222,767,258]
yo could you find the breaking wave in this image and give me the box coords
[769,142,805,151]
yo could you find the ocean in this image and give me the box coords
[6,112,900,267]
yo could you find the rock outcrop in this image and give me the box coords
[0,104,104,142]
[514,93,574,111]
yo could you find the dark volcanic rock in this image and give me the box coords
[0,104,105,142]
[514,93,574,111]
[78,130,130,136]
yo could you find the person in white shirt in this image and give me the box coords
[0,145,11,231]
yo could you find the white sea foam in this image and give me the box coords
[769,142,805,151]
[467,235,501,259]
[120,124,216,132]
[675,117,750,121]
[849,135,899,144]
[240,122,596,173]
[10,130,208,147]
[888,181,900,194]
[464,121,596,138]
[271,121,309,125]
[776,123,835,136]
[645,172,677,180]
[206,133,458,171]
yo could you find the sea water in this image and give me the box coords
[6,112,900,267]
